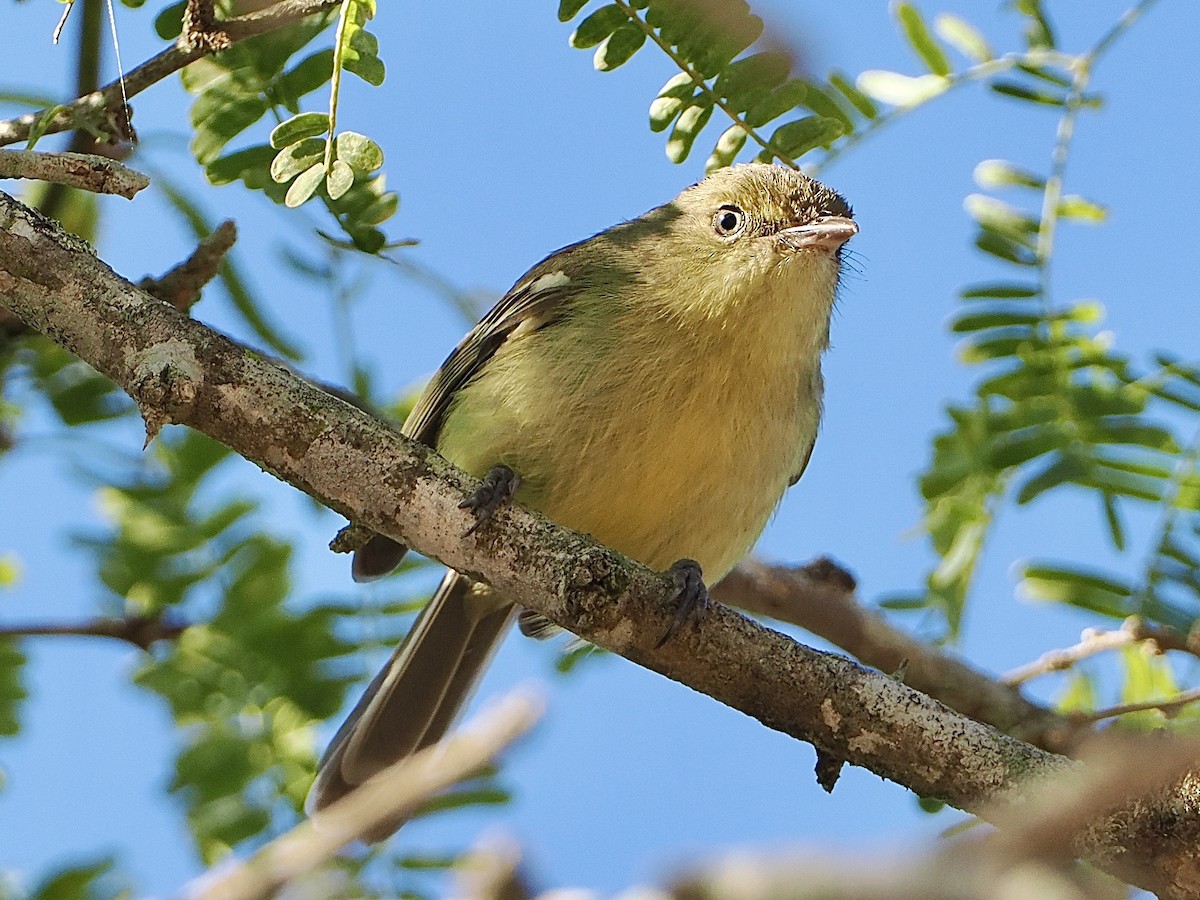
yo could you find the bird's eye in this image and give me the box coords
[712,205,746,238]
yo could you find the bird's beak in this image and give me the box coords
[776,216,859,254]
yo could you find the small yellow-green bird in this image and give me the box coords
[309,163,857,828]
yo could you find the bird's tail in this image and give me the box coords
[307,570,515,834]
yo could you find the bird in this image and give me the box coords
[308,163,857,834]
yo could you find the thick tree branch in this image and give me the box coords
[0,0,341,148]
[714,559,1090,754]
[1,192,1198,897]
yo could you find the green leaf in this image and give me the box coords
[743,79,806,128]
[594,22,646,70]
[1015,61,1073,87]
[990,80,1067,107]
[706,124,748,172]
[570,4,626,49]
[30,856,125,900]
[285,162,326,207]
[876,592,930,611]
[934,13,992,62]
[964,195,1039,240]
[714,51,791,106]
[1120,644,1178,708]
[270,138,327,183]
[1057,195,1107,222]
[1014,0,1057,49]
[827,69,877,119]
[960,282,1041,300]
[334,131,384,173]
[1019,562,1133,617]
[1057,672,1096,714]
[973,231,1037,267]
[649,72,695,132]
[326,159,354,200]
[205,144,276,187]
[1102,492,1126,551]
[0,554,19,588]
[269,112,331,149]
[856,70,948,106]
[765,116,844,160]
[951,308,1043,333]
[558,0,591,22]
[1015,453,1087,503]
[344,52,386,86]
[154,0,186,39]
[974,159,1044,190]
[665,101,713,163]
[797,80,855,132]
[273,50,336,110]
[895,3,951,76]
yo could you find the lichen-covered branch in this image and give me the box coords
[715,559,1090,753]
[0,150,148,198]
[1,191,1198,897]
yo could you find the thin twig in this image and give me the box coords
[181,690,545,900]
[0,149,148,198]
[0,0,341,148]
[1003,619,1142,685]
[0,615,186,651]
[1079,686,1200,724]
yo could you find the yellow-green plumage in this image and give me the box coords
[310,164,856,826]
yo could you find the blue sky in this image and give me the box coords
[2,1,1198,895]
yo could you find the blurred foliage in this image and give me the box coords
[0,0,1195,896]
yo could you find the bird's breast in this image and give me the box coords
[437,287,825,582]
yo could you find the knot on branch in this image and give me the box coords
[180,0,234,52]
[131,339,204,443]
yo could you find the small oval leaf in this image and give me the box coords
[326,160,354,200]
[270,138,326,183]
[895,3,951,76]
[335,132,384,173]
[856,70,948,106]
[269,112,330,149]
[285,162,325,207]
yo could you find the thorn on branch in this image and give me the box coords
[138,220,237,313]
[130,342,205,445]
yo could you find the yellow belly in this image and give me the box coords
[435,293,824,583]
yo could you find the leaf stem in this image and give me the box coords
[324,0,353,176]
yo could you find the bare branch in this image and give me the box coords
[183,690,544,900]
[0,149,148,198]
[1004,615,1200,685]
[0,0,341,148]
[0,615,186,651]
[715,559,1089,753]
[3,191,1199,895]
[138,220,237,312]
[1080,686,1200,724]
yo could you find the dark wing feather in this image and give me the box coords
[401,264,575,446]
